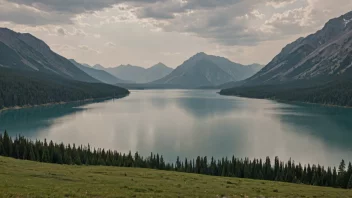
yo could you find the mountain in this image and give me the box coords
[151,52,263,88]
[220,11,352,107]
[69,59,128,85]
[0,67,129,110]
[241,11,352,86]
[107,64,146,83]
[144,63,174,83]
[93,64,106,70]
[0,28,98,83]
[95,63,173,83]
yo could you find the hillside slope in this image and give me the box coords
[1,157,351,198]
[0,28,98,83]
[220,11,352,107]
[243,11,352,86]
[152,52,262,88]
[0,67,129,110]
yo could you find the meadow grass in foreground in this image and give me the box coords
[0,157,352,198]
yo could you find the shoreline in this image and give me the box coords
[0,93,129,113]
[219,93,352,109]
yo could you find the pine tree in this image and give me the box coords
[29,146,36,161]
[338,160,347,187]
[53,148,63,164]
[63,150,72,164]
[347,174,352,189]
[41,148,50,163]
[160,155,165,170]
[339,160,346,174]
[3,130,12,156]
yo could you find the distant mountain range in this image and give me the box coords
[69,59,129,85]
[152,52,262,88]
[93,63,173,84]
[0,28,98,83]
[0,27,263,90]
[221,11,352,107]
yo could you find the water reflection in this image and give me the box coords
[1,90,352,167]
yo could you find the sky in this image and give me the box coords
[0,0,351,68]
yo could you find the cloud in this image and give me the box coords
[51,44,76,53]
[135,0,246,20]
[9,0,163,14]
[251,10,265,19]
[53,26,99,38]
[266,0,297,8]
[0,0,72,25]
[134,0,271,46]
[56,27,67,36]
[131,0,352,46]
[160,52,181,56]
[78,45,101,54]
[105,42,117,48]
[0,0,162,25]
[2,0,352,49]
[265,6,315,35]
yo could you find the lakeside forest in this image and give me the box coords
[0,68,129,110]
[1,131,352,190]
[220,79,352,107]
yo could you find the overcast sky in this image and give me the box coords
[0,0,351,68]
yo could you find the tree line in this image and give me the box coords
[0,67,129,110]
[220,79,352,107]
[1,131,352,189]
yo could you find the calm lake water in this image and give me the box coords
[1,90,352,167]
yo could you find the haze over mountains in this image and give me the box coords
[69,59,128,85]
[152,52,262,88]
[88,53,262,88]
[92,63,173,84]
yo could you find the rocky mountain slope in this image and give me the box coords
[152,52,262,88]
[220,11,352,107]
[243,11,352,86]
[0,28,98,83]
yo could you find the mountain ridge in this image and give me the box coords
[241,11,352,86]
[69,59,130,84]
[220,11,352,107]
[151,52,263,88]
[94,62,173,83]
[0,28,98,83]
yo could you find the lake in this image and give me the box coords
[1,90,352,167]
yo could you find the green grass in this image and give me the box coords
[0,157,352,198]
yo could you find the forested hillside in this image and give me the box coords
[0,68,129,110]
[220,78,352,107]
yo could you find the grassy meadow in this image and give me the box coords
[0,157,352,197]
